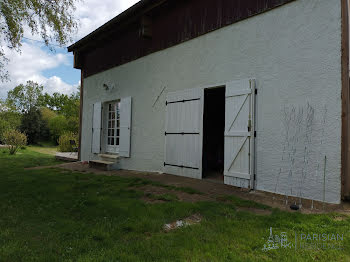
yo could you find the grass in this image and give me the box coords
[216,195,271,210]
[0,149,349,261]
[130,178,202,195]
[145,193,179,202]
[27,141,58,156]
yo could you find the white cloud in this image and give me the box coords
[45,76,79,94]
[0,42,75,98]
[74,0,139,41]
[5,42,68,81]
[0,0,139,98]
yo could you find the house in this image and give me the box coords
[68,0,350,205]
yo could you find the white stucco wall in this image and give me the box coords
[81,0,342,203]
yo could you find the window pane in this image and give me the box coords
[108,129,111,136]
[117,129,120,136]
[111,138,114,145]
[117,120,120,128]
[109,104,112,111]
[111,120,115,128]
[108,138,111,145]
[111,129,115,136]
[111,112,115,119]
[116,138,119,145]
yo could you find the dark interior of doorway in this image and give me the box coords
[203,86,225,181]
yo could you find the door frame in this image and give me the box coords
[102,100,121,154]
[202,85,226,179]
[199,79,256,189]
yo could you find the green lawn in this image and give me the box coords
[27,141,58,156]
[0,148,349,261]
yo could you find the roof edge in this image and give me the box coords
[67,0,165,52]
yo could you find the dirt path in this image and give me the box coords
[30,161,350,215]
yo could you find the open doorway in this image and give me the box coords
[202,86,225,182]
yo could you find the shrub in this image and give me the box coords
[48,115,69,143]
[58,132,78,152]
[2,129,27,155]
[66,116,79,134]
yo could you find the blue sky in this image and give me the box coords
[0,0,139,99]
[41,47,80,86]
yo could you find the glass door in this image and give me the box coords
[106,101,120,154]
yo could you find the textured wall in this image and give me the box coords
[78,0,295,77]
[81,0,342,203]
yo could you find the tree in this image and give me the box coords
[61,91,80,118]
[20,107,43,144]
[40,89,79,115]
[0,99,22,143]
[40,107,56,141]
[0,0,78,81]
[6,80,43,112]
[40,90,80,134]
[41,92,69,112]
[48,115,69,143]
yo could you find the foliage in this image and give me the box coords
[20,107,43,144]
[40,90,80,136]
[4,83,80,145]
[48,115,68,143]
[0,0,79,81]
[2,129,27,154]
[6,81,43,112]
[40,92,68,112]
[0,110,21,143]
[61,90,80,118]
[40,107,57,122]
[66,115,79,133]
[39,107,57,141]
[0,99,22,143]
[57,131,78,152]
[41,89,80,117]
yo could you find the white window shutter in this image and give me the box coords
[92,102,102,154]
[119,97,132,157]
